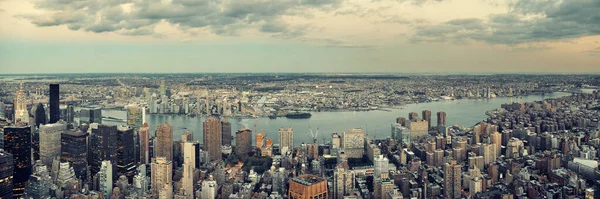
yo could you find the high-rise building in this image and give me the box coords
[4,126,32,197]
[182,142,195,197]
[202,117,222,162]
[422,110,432,130]
[49,84,60,124]
[61,130,88,183]
[99,161,113,198]
[396,117,407,127]
[279,128,294,155]
[33,103,46,128]
[437,112,447,126]
[89,124,118,177]
[182,130,193,143]
[407,120,428,141]
[236,128,252,156]
[13,82,28,124]
[256,131,265,149]
[343,128,365,158]
[139,123,150,165]
[126,106,144,130]
[117,125,136,182]
[443,160,461,199]
[221,120,232,146]
[374,155,389,179]
[391,124,410,144]
[89,109,102,124]
[201,176,217,199]
[490,131,502,157]
[331,132,341,155]
[156,123,173,161]
[66,104,75,124]
[288,174,328,199]
[133,164,148,196]
[39,123,66,168]
[0,150,13,199]
[151,157,172,195]
[408,112,419,122]
[333,166,354,199]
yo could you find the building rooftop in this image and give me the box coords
[291,174,326,186]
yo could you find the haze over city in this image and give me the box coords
[1,0,599,74]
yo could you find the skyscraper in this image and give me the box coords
[343,128,365,158]
[33,103,46,128]
[39,123,66,168]
[437,111,447,126]
[66,104,75,124]
[422,110,432,130]
[374,155,389,179]
[221,120,232,146]
[333,165,354,199]
[151,157,172,195]
[236,128,252,156]
[156,123,173,161]
[117,125,136,182]
[288,174,328,199]
[89,109,102,124]
[201,176,217,199]
[139,123,150,165]
[279,128,294,155]
[408,112,419,122]
[182,142,195,197]
[3,126,32,197]
[49,84,60,124]
[444,160,461,199]
[89,124,118,177]
[256,131,265,149]
[61,130,88,183]
[13,82,28,124]
[99,160,113,198]
[0,150,13,199]
[202,117,222,162]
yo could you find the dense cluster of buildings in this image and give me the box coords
[0,76,599,199]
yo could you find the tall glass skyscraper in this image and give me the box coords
[48,84,60,123]
[61,130,88,183]
[3,126,31,197]
[0,150,13,199]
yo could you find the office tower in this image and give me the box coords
[133,164,148,196]
[182,142,195,197]
[288,174,328,199]
[343,128,365,158]
[422,110,432,130]
[333,166,354,199]
[61,130,88,183]
[256,131,265,149]
[126,105,143,130]
[201,176,217,199]
[374,155,389,179]
[408,112,419,122]
[89,124,118,177]
[33,103,46,128]
[117,125,136,182]
[4,126,32,197]
[182,130,193,143]
[13,82,28,123]
[66,104,74,124]
[32,128,40,161]
[444,160,461,199]
[89,109,102,124]
[3,103,14,122]
[0,150,13,199]
[279,128,294,155]
[221,120,231,146]
[202,117,222,162]
[331,132,341,155]
[482,143,496,165]
[491,131,502,157]
[39,123,66,168]
[49,84,60,124]
[437,111,447,126]
[99,161,113,198]
[139,123,150,165]
[407,120,428,141]
[151,157,172,195]
[396,117,407,127]
[236,128,252,156]
[156,123,173,161]
[391,123,411,144]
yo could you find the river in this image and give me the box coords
[93,92,571,146]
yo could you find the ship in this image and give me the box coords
[285,112,312,119]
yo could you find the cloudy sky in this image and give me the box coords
[0,0,599,74]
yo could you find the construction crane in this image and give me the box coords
[308,126,319,144]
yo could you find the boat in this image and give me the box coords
[285,112,312,119]
[268,115,278,119]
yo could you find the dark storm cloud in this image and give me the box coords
[21,0,342,38]
[412,0,600,45]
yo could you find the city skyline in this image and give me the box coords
[1,0,599,74]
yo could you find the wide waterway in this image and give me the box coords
[96,92,571,146]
